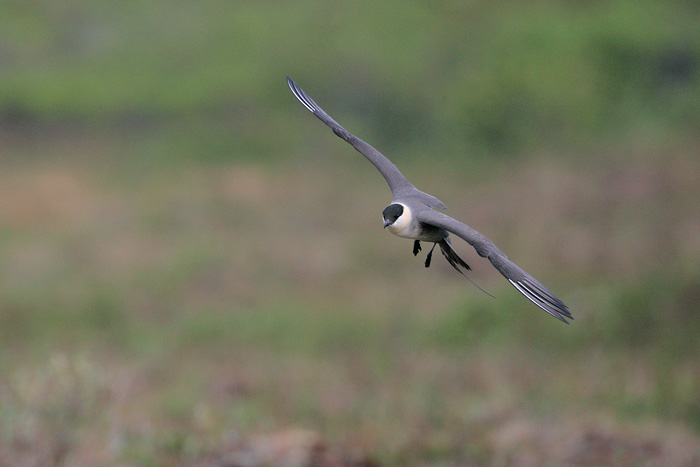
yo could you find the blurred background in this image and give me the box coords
[1,1,699,465]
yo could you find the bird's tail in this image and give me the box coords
[438,238,471,273]
[439,239,495,298]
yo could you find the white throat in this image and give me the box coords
[386,203,413,238]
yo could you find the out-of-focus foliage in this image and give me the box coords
[1,0,698,157]
[1,1,700,465]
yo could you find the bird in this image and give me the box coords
[286,77,572,324]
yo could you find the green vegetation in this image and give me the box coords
[1,1,699,465]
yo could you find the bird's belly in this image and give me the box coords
[388,222,446,242]
[390,228,420,240]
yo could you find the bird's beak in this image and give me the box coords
[383,219,391,228]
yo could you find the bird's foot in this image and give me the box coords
[413,240,421,256]
[425,243,437,268]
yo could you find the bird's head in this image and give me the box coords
[382,203,411,235]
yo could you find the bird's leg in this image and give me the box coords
[425,243,437,268]
[413,240,421,256]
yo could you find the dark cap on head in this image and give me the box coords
[382,204,404,227]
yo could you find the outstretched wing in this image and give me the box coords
[287,77,446,209]
[417,209,572,323]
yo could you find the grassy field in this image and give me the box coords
[2,1,700,465]
[1,130,699,466]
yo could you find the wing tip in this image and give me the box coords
[286,76,317,114]
[508,279,573,324]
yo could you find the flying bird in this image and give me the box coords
[287,77,572,323]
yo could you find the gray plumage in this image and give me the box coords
[287,77,572,324]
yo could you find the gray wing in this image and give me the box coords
[287,77,446,209]
[417,209,572,323]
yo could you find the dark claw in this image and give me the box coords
[425,243,436,268]
[413,240,421,256]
